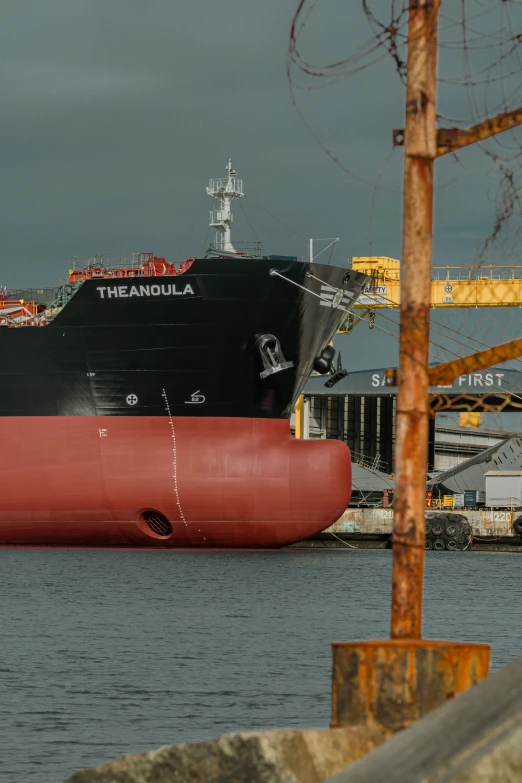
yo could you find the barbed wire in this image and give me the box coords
[287,0,522,260]
[437,0,522,258]
[287,0,407,193]
[288,0,406,85]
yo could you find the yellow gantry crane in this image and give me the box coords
[344,256,522,321]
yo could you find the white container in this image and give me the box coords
[453,493,465,508]
[485,471,522,508]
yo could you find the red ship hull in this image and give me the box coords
[0,417,351,547]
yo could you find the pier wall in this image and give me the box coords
[323,508,519,539]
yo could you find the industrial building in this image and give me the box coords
[300,366,522,473]
[291,256,522,507]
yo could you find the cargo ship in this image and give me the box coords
[0,162,368,547]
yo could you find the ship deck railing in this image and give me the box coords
[70,252,153,272]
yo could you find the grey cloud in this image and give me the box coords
[1,0,521,404]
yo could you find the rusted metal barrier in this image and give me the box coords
[331,640,489,734]
[330,0,491,733]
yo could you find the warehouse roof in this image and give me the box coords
[305,365,522,400]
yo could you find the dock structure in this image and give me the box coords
[296,507,522,552]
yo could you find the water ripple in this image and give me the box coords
[0,548,519,782]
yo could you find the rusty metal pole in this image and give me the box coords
[330,0,494,732]
[391,0,440,640]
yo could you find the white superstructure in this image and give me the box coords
[206,159,244,252]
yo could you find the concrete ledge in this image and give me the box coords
[326,653,522,782]
[64,725,385,783]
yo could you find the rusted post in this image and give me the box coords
[331,640,490,734]
[329,0,493,731]
[391,0,440,640]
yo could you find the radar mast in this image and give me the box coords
[206,159,244,252]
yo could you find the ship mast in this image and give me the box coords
[206,159,244,252]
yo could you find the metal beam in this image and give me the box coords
[428,337,522,387]
[436,108,522,157]
[303,396,310,439]
[393,108,522,158]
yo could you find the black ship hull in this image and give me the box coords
[0,256,368,547]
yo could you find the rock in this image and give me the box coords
[64,725,385,783]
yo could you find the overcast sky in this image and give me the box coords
[2,0,522,425]
[3,0,519,284]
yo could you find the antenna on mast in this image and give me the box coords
[206,159,244,252]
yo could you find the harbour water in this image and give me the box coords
[0,548,519,783]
